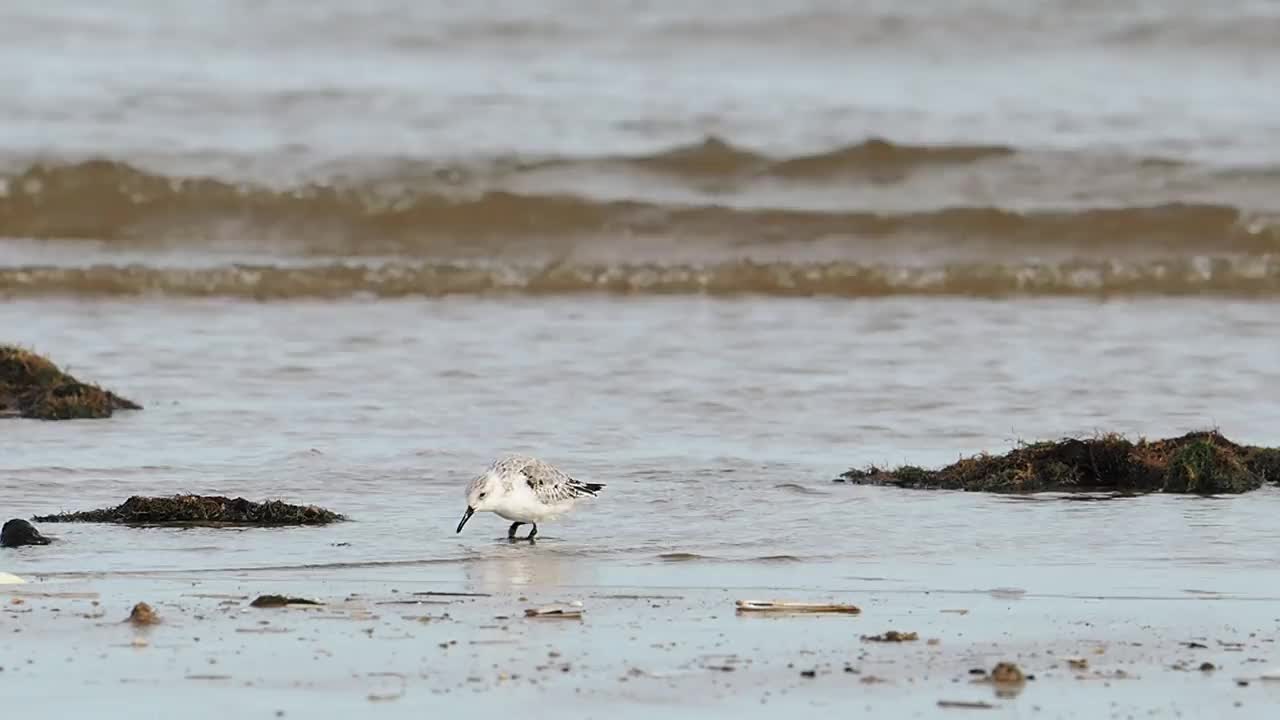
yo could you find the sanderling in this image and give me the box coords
[455,455,604,540]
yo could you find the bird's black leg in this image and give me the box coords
[527,524,538,541]
[507,522,524,540]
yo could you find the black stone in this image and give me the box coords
[1,518,51,547]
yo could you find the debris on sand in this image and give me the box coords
[366,671,407,702]
[862,631,919,642]
[0,344,140,420]
[838,431,1280,494]
[249,595,323,608]
[1067,657,1089,670]
[735,600,862,615]
[524,602,584,619]
[33,494,345,526]
[990,662,1026,684]
[937,700,996,710]
[127,602,159,625]
[978,662,1029,698]
[1,519,51,547]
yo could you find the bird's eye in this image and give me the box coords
[479,492,486,499]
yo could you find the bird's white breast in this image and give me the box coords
[492,483,575,523]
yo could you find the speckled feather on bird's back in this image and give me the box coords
[470,454,605,505]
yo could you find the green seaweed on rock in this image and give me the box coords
[33,494,345,526]
[0,344,140,420]
[839,431,1275,495]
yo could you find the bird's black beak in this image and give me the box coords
[456,506,475,533]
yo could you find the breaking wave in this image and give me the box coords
[2,158,1277,257]
[3,256,1277,299]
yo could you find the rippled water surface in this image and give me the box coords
[4,297,1278,600]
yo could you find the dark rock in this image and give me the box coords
[1,519,51,547]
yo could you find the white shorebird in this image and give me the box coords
[455,455,605,541]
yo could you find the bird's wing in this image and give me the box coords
[521,460,602,504]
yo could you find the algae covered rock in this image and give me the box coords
[840,431,1276,495]
[0,344,140,420]
[33,494,345,526]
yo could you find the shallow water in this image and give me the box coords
[4,297,1279,603]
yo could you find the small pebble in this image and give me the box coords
[128,602,159,626]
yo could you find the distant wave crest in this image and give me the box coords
[3,256,1277,299]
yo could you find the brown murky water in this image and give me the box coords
[3,2,1280,715]
[2,0,1280,298]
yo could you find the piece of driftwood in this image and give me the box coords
[524,602,584,618]
[734,600,862,614]
[249,595,323,608]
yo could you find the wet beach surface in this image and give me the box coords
[4,565,1280,718]
[4,296,1280,716]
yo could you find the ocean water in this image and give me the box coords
[1,0,1279,298]
[3,0,1280,604]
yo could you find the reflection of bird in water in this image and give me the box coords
[466,544,579,590]
[455,455,605,541]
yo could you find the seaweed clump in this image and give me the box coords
[33,494,345,526]
[839,431,1280,495]
[0,344,140,420]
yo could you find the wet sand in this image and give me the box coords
[4,562,1278,718]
